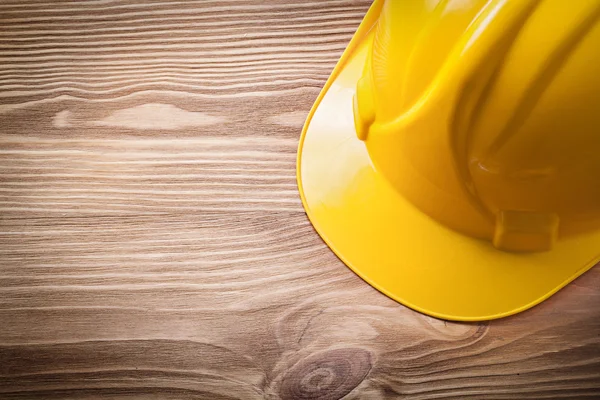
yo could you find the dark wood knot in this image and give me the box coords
[278,348,372,400]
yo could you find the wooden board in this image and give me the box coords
[1,1,599,398]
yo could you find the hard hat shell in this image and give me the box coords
[297,0,600,321]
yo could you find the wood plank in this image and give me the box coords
[1,1,599,399]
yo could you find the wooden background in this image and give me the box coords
[1,1,599,398]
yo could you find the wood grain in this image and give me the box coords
[1,1,599,399]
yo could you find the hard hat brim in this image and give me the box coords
[296,2,600,321]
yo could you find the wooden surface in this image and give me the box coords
[1,1,599,399]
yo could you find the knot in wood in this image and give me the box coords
[278,348,372,400]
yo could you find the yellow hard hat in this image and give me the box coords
[297,0,600,321]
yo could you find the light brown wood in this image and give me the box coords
[1,1,599,399]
